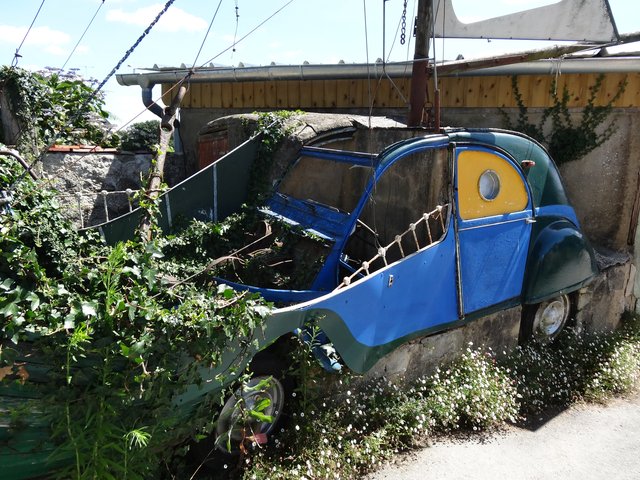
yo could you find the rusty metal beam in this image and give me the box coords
[407,0,432,127]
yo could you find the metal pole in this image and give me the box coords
[407,0,432,127]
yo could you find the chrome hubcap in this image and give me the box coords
[533,295,570,340]
[215,375,284,452]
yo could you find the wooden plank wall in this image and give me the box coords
[162,72,640,110]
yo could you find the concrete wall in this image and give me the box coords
[187,106,640,252]
[442,107,640,253]
[178,107,408,174]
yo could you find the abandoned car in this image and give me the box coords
[1,125,597,475]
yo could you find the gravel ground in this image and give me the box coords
[368,391,640,480]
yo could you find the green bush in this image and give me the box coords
[0,67,116,154]
[119,120,172,152]
[0,154,270,479]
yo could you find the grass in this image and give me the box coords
[216,313,640,480]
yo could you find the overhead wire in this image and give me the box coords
[61,0,106,71]
[381,1,409,105]
[232,0,240,56]
[362,0,381,249]
[11,0,46,67]
[10,0,298,192]
[403,0,417,77]
[197,0,295,68]
[363,0,373,127]
[93,0,179,96]
[9,0,180,191]
[191,0,224,69]
[9,0,294,190]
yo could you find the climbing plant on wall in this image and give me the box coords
[503,74,627,164]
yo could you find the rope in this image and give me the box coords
[337,204,448,289]
[93,0,178,95]
[61,0,106,71]
[191,0,224,68]
[11,0,46,67]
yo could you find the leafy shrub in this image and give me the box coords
[245,346,519,479]
[0,67,116,154]
[0,154,271,478]
[246,323,640,480]
[119,120,170,152]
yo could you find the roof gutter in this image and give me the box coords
[116,62,410,87]
[117,55,640,89]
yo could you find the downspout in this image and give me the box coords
[141,85,183,154]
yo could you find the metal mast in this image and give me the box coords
[407,0,432,127]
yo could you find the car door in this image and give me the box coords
[455,146,534,315]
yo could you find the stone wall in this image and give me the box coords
[41,151,187,227]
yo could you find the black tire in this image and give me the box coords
[520,293,573,344]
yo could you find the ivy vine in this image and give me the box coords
[245,110,301,204]
[502,74,627,164]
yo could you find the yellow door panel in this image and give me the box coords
[457,150,528,220]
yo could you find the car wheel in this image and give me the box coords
[520,294,572,344]
[214,371,286,453]
[190,356,291,473]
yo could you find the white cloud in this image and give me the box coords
[45,45,66,56]
[106,4,207,33]
[0,25,70,55]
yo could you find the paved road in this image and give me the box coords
[368,392,640,480]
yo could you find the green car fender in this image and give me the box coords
[522,217,598,305]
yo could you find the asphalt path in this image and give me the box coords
[368,392,640,480]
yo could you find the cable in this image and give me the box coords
[61,0,106,71]
[232,0,240,55]
[363,0,372,128]
[197,0,295,68]
[9,0,180,191]
[93,0,178,96]
[12,0,46,67]
[191,0,223,68]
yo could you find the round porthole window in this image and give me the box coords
[478,170,500,201]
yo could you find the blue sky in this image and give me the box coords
[0,0,638,127]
